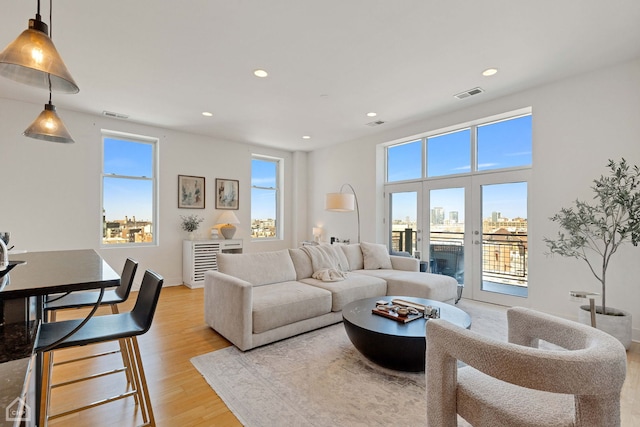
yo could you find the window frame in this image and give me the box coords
[250,154,282,240]
[385,107,532,184]
[100,129,159,247]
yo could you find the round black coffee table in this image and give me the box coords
[342,296,471,372]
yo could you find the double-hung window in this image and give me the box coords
[251,155,281,239]
[101,130,157,246]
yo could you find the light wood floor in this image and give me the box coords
[46,285,640,426]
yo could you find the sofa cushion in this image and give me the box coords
[252,281,332,334]
[355,269,458,302]
[217,250,296,286]
[360,242,393,270]
[340,244,364,271]
[301,274,387,311]
[288,248,314,280]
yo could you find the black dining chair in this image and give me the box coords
[45,257,138,320]
[36,269,163,427]
[44,258,139,388]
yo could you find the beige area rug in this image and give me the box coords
[191,299,508,427]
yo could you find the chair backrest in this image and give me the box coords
[116,258,139,300]
[131,269,164,333]
[426,307,627,426]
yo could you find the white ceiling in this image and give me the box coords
[1,0,639,151]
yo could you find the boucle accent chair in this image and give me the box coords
[426,307,627,427]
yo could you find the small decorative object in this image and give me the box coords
[396,307,409,317]
[181,215,204,240]
[216,211,240,239]
[216,178,239,210]
[178,175,205,209]
[210,228,220,240]
[545,158,640,349]
[424,305,440,319]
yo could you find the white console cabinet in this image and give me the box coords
[182,239,243,288]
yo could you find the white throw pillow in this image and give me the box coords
[360,242,392,270]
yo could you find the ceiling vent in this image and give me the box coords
[102,110,129,120]
[366,120,385,127]
[454,87,484,100]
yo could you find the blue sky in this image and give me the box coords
[251,159,277,220]
[103,138,154,221]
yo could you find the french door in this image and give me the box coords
[387,169,529,306]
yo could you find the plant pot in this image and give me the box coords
[578,305,632,350]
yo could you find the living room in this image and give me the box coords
[1,1,640,425]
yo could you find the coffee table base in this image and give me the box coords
[343,319,426,372]
[342,296,471,372]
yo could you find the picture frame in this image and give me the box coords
[178,175,205,209]
[216,178,239,210]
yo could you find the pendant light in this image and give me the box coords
[0,0,79,93]
[23,90,74,143]
[22,0,74,143]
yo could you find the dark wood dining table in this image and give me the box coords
[0,249,120,427]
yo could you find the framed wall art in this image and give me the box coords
[216,178,239,210]
[178,175,205,209]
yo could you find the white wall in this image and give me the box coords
[309,57,640,340]
[0,98,306,287]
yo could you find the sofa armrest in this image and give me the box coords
[204,270,253,350]
[390,255,419,271]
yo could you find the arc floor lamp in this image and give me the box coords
[325,183,360,243]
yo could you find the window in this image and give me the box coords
[386,140,422,182]
[385,111,532,183]
[251,156,281,239]
[101,130,157,246]
[477,115,532,171]
[427,128,471,177]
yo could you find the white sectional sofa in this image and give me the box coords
[204,242,458,350]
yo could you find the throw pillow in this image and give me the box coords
[360,242,392,270]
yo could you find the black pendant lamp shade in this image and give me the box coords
[0,12,79,93]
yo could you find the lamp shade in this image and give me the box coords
[216,211,240,225]
[23,101,74,143]
[0,16,79,93]
[325,193,355,212]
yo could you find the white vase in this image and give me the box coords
[188,231,195,240]
[578,305,632,350]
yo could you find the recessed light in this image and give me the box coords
[366,112,377,117]
[482,68,498,77]
[202,112,213,117]
[302,135,311,140]
[253,69,268,78]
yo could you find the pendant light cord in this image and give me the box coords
[48,0,53,99]
[49,0,52,38]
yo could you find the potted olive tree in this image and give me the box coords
[544,158,640,349]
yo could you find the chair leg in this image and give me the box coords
[111,303,136,392]
[45,338,154,425]
[39,351,52,427]
[129,336,156,426]
[455,284,464,304]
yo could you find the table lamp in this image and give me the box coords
[313,227,322,243]
[216,211,240,239]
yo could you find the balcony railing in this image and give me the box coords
[391,229,528,286]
